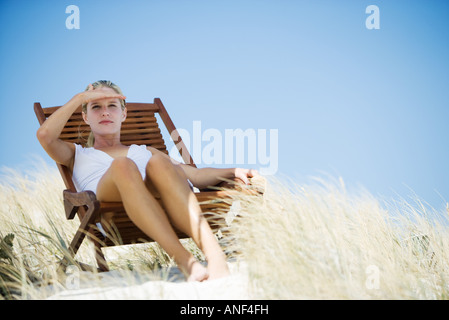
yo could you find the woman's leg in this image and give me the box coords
[96,157,208,281]
[145,153,230,279]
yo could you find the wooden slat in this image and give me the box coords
[123,117,158,124]
[121,138,165,145]
[125,103,159,112]
[121,122,160,130]
[126,111,156,117]
[60,128,162,140]
[61,115,158,124]
[63,118,158,127]
[121,132,163,138]
[119,142,167,149]
[60,123,160,137]
[120,128,162,135]
[62,126,89,132]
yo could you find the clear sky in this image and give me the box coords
[1,0,448,212]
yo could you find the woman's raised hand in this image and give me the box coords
[77,84,126,105]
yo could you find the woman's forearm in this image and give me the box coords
[191,167,236,189]
[37,93,84,145]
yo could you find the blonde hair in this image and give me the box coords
[81,80,126,147]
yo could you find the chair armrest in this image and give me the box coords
[199,178,243,192]
[199,176,266,195]
[63,189,99,220]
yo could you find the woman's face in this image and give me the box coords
[82,86,127,137]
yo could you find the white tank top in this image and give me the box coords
[72,144,152,194]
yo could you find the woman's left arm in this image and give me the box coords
[147,146,258,189]
[180,165,259,189]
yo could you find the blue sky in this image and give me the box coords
[1,0,448,212]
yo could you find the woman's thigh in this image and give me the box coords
[96,167,123,202]
[96,157,142,202]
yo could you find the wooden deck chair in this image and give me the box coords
[34,98,256,272]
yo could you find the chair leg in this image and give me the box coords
[60,200,106,273]
[56,226,90,274]
[57,235,109,273]
[93,240,109,272]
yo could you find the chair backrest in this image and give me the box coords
[34,98,195,192]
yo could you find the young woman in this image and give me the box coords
[37,80,258,281]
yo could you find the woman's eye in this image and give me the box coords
[92,105,99,109]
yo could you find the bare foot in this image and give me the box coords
[207,261,230,280]
[186,261,209,282]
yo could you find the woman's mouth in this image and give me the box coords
[99,120,113,125]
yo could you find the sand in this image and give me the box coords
[43,262,251,300]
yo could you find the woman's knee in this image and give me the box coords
[110,157,140,179]
[146,153,173,174]
[146,153,188,183]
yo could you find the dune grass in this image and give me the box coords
[1,159,448,299]
[230,175,449,299]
